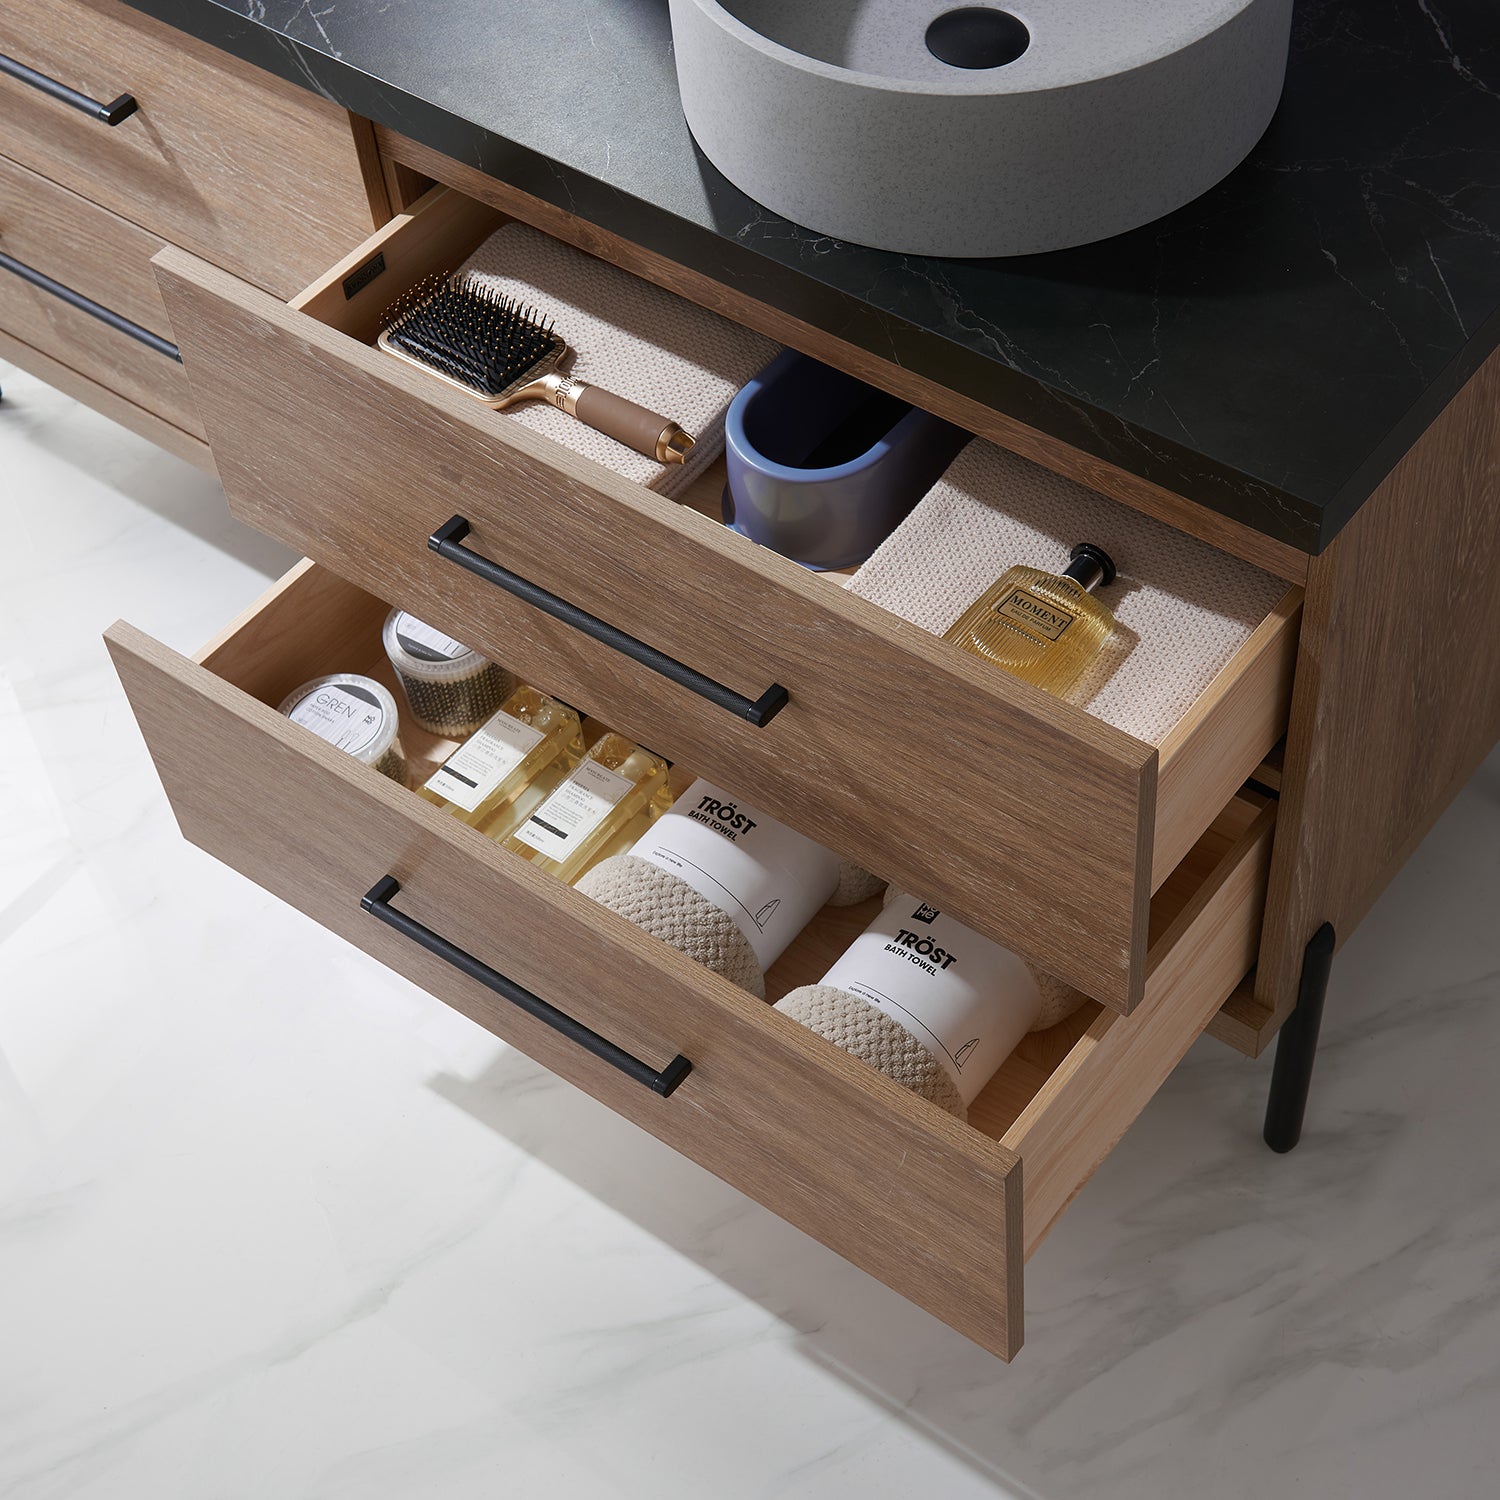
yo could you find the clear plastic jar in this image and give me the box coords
[381,609,514,738]
[277,674,407,783]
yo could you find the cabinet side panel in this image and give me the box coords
[1253,345,1500,1039]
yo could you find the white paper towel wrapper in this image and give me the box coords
[777,892,1084,1119]
[576,779,883,998]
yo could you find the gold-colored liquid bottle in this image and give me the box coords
[503,731,674,885]
[418,685,585,840]
[944,542,1117,697]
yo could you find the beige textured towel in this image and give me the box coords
[778,985,967,1118]
[460,224,777,497]
[578,853,767,997]
[576,855,886,999]
[778,965,1086,1120]
[1031,969,1087,1031]
[848,440,1289,745]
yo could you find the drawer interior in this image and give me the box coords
[152,186,1294,1015]
[194,562,1274,1210]
[292,186,1300,881]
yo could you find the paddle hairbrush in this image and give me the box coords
[377,273,695,465]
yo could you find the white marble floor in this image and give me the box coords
[2,359,1499,1500]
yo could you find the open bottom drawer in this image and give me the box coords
[108,562,1275,1358]
[151,186,1298,1015]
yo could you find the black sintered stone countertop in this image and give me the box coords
[120,0,1500,554]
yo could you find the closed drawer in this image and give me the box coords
[105,560,1276,1360]
[0,0,376,297]
[0,151,203,439]
[152,186,1301,1014]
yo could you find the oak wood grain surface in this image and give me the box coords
[0,151,174,335]
[150,196,1296,1011]
[0,0,379,298]
[1250,340,1500,1044]
[0,156,204,438]
[1152,589,1299,885]
[106,560,1272,1358]
[1005,795,1274,1251]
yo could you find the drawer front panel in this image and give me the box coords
[0,151,171,334]
[0,0,376,297]
[106,561,1276,1360]
[104,600,1026,1358]
[153,247,1160,1013]
[0,153,203,437]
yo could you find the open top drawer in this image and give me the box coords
[107,561,1276,1359]
[150,186,1299,1012]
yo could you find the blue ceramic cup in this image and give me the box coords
[724,350,969,570]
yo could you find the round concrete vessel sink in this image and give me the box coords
[670,0,1293,257]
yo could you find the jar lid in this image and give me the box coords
[381,608,492,683]
[277,674,400,767]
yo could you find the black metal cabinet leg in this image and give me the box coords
[1263,922,1336,1152]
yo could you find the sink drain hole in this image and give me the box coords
[925,7,1030,69]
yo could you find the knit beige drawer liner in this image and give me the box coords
[847,439,1290,746]
[460,223,777,497]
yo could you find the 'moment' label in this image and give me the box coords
[632,779,841,969]
[994,587,1075,642]
[514,758,634,859]
[288,683,386,757]
[820,894,1043,1105]
[423,709,543,812]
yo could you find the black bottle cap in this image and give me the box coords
[1062,542,1116,593]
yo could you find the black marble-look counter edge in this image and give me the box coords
[115,0,1500,555]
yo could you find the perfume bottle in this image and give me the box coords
[503,732,674,885]
[944,542,1117,697]
[418,686,584,839]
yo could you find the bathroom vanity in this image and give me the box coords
[3,0,1497,1360]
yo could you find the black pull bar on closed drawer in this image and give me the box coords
[361,875,693,1097]
[0,251,180,361]
[429,515,789,727]
[0,52,138,125]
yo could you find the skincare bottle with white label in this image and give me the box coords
[277,674,407,784]
[418,685,584,838]
[777,892,1045,1118]
[503,731,673,885]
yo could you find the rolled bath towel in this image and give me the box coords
[775,892,1087,1119]
[576,778,883,999]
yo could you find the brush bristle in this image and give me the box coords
[381,274,558,395]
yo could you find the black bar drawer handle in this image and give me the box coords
[0,250,180,361]
[429,515,789,728]
[361,875,693,1097]
[0,52,138,125]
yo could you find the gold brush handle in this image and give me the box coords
[530,372,695,465]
